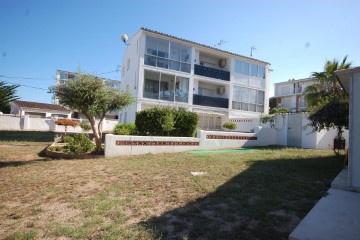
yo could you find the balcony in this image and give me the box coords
[193,94,228,109]
[194,64,230,81]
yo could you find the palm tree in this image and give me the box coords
[304,56,351,108]
[0,81,19,113]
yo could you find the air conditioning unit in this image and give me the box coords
[217,87,225,95]
[219,59,226,68]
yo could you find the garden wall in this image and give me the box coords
[105,127,277,157]
[0,115,118,133]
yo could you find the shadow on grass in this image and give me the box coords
[0,159,52,168]
[140,154,343,240]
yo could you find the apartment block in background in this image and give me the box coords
[55,69,121,119]
[120,28,271,132]
[274,77,315,112]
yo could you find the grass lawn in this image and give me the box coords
[0,141,343,240]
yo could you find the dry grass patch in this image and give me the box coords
[0,141,343,239]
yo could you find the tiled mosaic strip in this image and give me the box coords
[116,140,200,146]
[206,135,257,140]
[230,119,254,123]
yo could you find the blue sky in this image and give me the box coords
[1,0,359,103]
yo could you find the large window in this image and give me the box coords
[143,70,189,103]
[234,59,266,88]
[232,86,264,112]
[145,35,191,73]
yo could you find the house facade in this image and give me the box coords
[274,77,315,112]
[10,100,71,118]
[120,28,271,132]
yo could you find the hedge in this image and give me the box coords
[135,107,198,137]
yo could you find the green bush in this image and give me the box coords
[223,121,237,130]
[63,134,95,154]
[79,121,92,133]
[114,123,137,135]
[135,107,199,137]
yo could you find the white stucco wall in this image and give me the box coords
[0,116,21,130]
[274,114,288,146]
[105,128,277,157]
[350,72,360,187]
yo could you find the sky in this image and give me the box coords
[0,0,359,104]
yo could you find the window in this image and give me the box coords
[232,86,264,113]
[235,60,249,75]
[250,64,258,77]
[143,70,189,103]
[145,35,191,73]
[234,60,266,88]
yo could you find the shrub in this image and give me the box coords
[135,107,198,137]
[114,123,137,135]
[223,121,237,130]
[79,121,92,133]
[63,134,95,154]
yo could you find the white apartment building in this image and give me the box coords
[120,28,271,132]
[274,77,315,112]
[55,69,121,119]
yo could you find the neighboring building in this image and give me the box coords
[55,69,121,119]
[10,100,71,118]
[274,77,315,112]
[120,28,271,131]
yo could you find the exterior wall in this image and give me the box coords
[350,72,360,187]
[120,29,270,132]
[105,127,277,157]
[273,114,349,149]
[0,115,22,130]
[273,114,288,146]
[0,115,118,133]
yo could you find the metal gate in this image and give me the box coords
[287,114,302,147]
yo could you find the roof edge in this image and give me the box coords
[141,27,270,65]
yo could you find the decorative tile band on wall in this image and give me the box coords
[206,135,257,140]
[230,119,254,123]
[116,140,200,146]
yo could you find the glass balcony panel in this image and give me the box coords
[169,60,180,71]
[144,55,156,67]
[193,94,228,108]
[194,64,230,81]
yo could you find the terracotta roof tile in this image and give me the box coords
[13,100,71,113]
[141,27,270,65]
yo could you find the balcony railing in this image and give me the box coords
[194,64,230,81]
[193,94,228,109]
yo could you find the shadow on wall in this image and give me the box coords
[139,153,342,240]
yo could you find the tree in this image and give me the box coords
[0,81,19,113]
[269,96,277,110]
[304,56,351,108]
[304,56,351,151]
[53,74,134,154]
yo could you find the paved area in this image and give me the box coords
[289,188,360,240]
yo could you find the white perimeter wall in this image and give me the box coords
[105,127,277,157]
[273,114,348,149]
[0,115,118,133]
